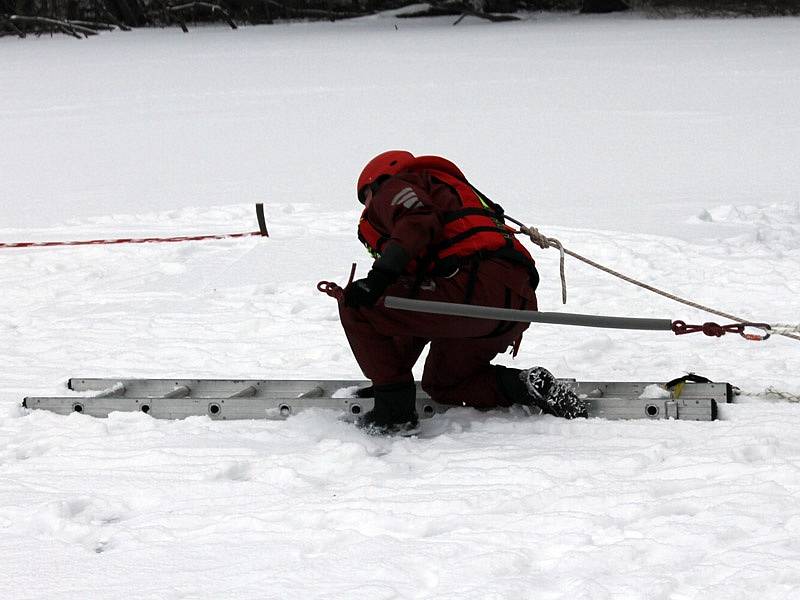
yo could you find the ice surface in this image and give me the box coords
[2,14,800,600]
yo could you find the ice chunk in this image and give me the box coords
[332,386,362,398]
[639,384,672,399]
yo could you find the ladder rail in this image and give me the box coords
[22,394,718,422]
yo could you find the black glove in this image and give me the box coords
[344,267,396,308]
[344,243,410,308]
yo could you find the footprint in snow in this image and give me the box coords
[208,461,253,482]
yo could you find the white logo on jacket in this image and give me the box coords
[391,187,423,209]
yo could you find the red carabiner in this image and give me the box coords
[317,280,344,300]
[740,323,772,341]
[317,263,357,302]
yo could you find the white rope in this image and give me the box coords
[770,323,800,335]
[514,221,800,343]
[519,225,567,303]
[761,387,800,403]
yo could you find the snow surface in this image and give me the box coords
[2,13,800,599]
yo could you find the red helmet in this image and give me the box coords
[357,150,415,198]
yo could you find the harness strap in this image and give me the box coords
[433,226,514,253]
[463,255,481,304]
[409,252,435,299]
[442,207,502,224]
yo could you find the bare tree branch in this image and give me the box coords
[165,2,237,29]
[265,0,365,21]
[452,8,519,24]
[8,14,103,37]
[0,14,27,37]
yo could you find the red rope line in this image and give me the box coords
[0,231,263,249]
[0,202,269,248]
[1,203,269,250]
[671,320,772,341]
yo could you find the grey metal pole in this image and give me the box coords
[383,296,673,332]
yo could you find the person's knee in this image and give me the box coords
[420,370,458,398]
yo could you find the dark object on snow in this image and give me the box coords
[580,0,630,14]
[646,1,800,18]
[665,373,737,403]
[396,0,520,24]
[167,2,237,31]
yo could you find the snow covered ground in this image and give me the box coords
[2,12,800,599]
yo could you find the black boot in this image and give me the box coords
[496,365,588,419]
[358,382,419,435]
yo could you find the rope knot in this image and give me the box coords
[701,322,726,337]
[520,225,552,250]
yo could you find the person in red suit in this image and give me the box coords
[340,151,586,434]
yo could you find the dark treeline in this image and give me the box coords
[2,0,798,38]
